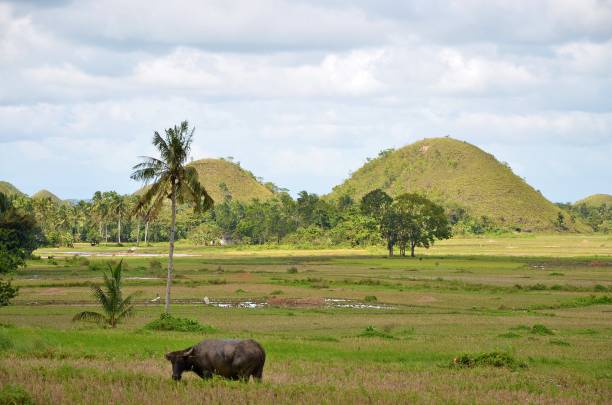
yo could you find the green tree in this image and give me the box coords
[360,189,393,221]
[0,280,18,306]
[108,192,128,244]
[131,121,213,313]
[360,189,395,255]
[0,192,40,274]
[393,193,452,257]
[72,261,137,328]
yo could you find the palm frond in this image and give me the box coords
[131,156,167,182]
[152,131,170,159]
[72,311,106,324]
[90,285,110,312]
[133,178,169,213]
[179,166,214,213]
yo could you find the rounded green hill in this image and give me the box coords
[31,189,62,203]
[0,181,24,197]
[328,137,584,232]
[135,158,275,203]
[575,194,612,207]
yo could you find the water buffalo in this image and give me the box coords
[165,339,265,382]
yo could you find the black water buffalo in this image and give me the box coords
[165,339,265,382]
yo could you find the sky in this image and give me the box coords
[0,0,611,203]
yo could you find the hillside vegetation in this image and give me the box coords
[576,194,612,207]
[189,158,275,203]
[0,181,24,197]
[329,137,584,232]
[135,158,275,204]
[31,189,62,203]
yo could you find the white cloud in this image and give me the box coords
[0,0,611,201]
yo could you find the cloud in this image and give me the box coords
[0,0,610,202]
[26,0,393,51]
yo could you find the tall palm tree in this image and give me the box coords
[72,261,137,328]
[109,192,127,244]
[131,121,213,313]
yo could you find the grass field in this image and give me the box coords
[1,234,611,404]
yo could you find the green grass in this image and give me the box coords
[575,194,612,207]
[0,235,610,404]
[327,137,587,232]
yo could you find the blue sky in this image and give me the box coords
[0,0,610,202]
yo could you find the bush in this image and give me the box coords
[0,281,18,306]
[531,324,554,335]
[364,295,378,302]
[144,313,216,333]
[66,255,89,266]
[358,325,394,339]
[0,384,34,405]
[287,267,298,274]
[451,351,527,370]
[87,261,109,272]
[149,260,162,272]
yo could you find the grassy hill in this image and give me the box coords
[135,158,275,203]
[31,189,62,203]
[328,137,584,232]
[0,181,25,197]
[575,194,612,207]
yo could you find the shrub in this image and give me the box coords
[144,313,216,333]
[149,260,162,272]
[451,351,527,370]
[287,267,298,274]
[0,384,34,405]
[593,284,608,292]
[87,261,107,271]
[66,255,90,266]
[0,281,18,306]
[358,325,394,339]
[364,295,378,302]
[498,332,521,338]
[531,324,554,335]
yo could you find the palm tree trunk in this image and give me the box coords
[118,217,121,244]
[165,182,177,313]
[136,219,141,246]
[144,221,149,245]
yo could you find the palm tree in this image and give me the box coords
[131,121,213,313]
[73,261,137,328]
[108,192,127,244]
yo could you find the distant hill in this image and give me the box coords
[135,158,275,203]
[31,189,62,203]
[0,181,25,197]
[575,194,612,207]
[328,137,585,232]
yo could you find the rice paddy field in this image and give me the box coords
[1,234,611,404]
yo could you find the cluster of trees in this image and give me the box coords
[8,185,457,252]
[9,192,155,247]
[556,202,612,233]
[360,190,451,256]
[0,192,40,305]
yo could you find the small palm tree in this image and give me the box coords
[73,260,137,328]
[131,121,213,313]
